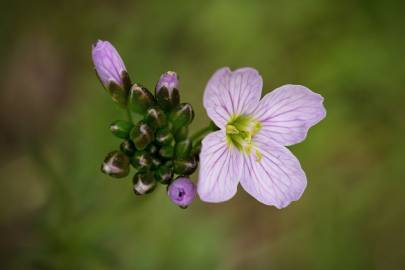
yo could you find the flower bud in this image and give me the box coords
[159,144,174,159]
[165,160,173,167]
[147,143,159,155]
[120,139,136,156]
[110,120,133,139]
[133,172,156,195]
[173,155,198,175]
[170,103,194,131]
[155,128,174,145]
[174,139,192,159]
[101,151,130,178]
[151,156,162,169]
[145,106,167,128]
[167,177,196,208]
[130,121,154,150]
[174,126,188,141]
[155,71,180,111]
[92,40,130,105]
[155,165,173,185]
[130,151,152,171]
[128,83,155,114]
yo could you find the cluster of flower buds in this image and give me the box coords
[92,40,197,208]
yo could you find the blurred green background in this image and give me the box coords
[1,0,404,269]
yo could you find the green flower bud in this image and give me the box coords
[120,139,136,156]
[145,106,167,129]
[155,128,174,145]
[170,103,194,131]
[174,126,188,141]
[155,71,180,111]
[155,165,173,185]
[128,83,155,114]
[133,172,156,195]
[130,151,152,171]
[151,156,162,169]
[174,139,192,159]
[159,144,174,159]
[130,121,154,150]
[101,151,130,178]
[147,143,159,155]
[165,160,173,168]
[110,120,134,139]
[173,156,198,175]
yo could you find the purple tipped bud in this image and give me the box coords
[155,71,180,110]
[156,71,179,94]
[92,40,127,88]
[167,177,196,208]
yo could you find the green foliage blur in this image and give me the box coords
[1,0,404,269]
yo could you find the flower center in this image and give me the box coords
[177,188,186,201]
[226,115,262,161]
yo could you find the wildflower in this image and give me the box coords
[168,177,197,208]
[198,67,326,208]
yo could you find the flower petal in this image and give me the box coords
[203,67,263,128]
[197,130,243,202]
[240,138,307,208]
[254,84,326,146]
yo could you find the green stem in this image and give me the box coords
[126,106,134,124]
[191,121,218,146]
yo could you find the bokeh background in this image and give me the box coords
[1,0,404,269]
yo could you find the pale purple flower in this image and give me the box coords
[92,40,127,88]
[198,67,326,208]
[168,177,196,207]
[156,71,179,94]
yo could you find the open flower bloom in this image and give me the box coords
[198,67,326,208]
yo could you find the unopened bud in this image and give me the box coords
[174,126,188,141]
[145,106,167,128]
[101,151,130,178]
[120,139,136,156]
[155,71,180,111]
[92,40,130,106]
[159,144,174,159]
[174,139,192,159]
[130,121,154,150]
[128,83,155,114]
[155,165,173,185]
[147,143,159,155]
[130,151,152,171]
[173,155,198,175]
[167,177,196,208]
[155,128,174,145]
[110,120,133,139]
[170,103,194,131]
[151,156,162,169]
[133,172,156,195]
